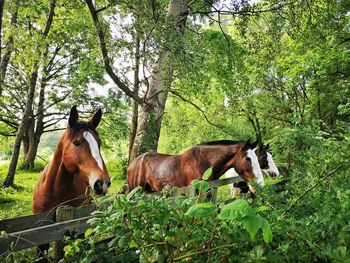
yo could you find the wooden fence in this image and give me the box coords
[0,176,242,260]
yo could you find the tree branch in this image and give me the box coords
[85,0,143,104]
[282,159,350,217]
[170,90,230,135]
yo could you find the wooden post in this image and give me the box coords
[53,205,74,263]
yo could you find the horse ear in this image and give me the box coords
[265,143,270,151]
[252,140,259,149]
[88,108,102,128]
[68,105,79,127]
[243,139,251,150]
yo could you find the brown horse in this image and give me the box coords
[127,140,263,192]
[33,106,110,214]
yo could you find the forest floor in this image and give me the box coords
[0,162,126,220]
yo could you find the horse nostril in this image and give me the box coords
[94,180,104,195]
[106,179,111,188]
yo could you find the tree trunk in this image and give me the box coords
[3,0,56,187]
[128,35,140,163]
[0,0,19,96]
[3,67,39,187]
[23,113,34,160]
[87,0,189,161]
[129,0,189,161]
[0,0,5,49]
[23,76,46,168]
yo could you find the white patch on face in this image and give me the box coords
[88,172,100,191]
[247,149,264,187]
[265,152,280,177]
[83,131,104,171]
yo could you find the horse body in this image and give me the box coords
[33,106,110,214]
[127,140,262,192]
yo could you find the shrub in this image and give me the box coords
[106,157,128,180]
[64,181,272,262]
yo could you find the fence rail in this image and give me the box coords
[0,176,242,258]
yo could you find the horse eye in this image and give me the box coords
[246,157,251,162]
[73,140,81,146]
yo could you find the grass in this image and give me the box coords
[0,161,126,220]
[0,160,126,263]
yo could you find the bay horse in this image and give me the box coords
[225,143,280,196]
[33,106,111,214]
[127,140,263,192]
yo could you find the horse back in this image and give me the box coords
[127,151,193,191]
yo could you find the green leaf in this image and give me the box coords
[191,179,211,191]
[259,216,273,243]
[254,206,269,213]
[84,228,93,239]
[185,202,216,217]
[202,167,213,180]
[127,186,143,200]
[129,240,138,248]
[219,199,254,220]
[240,215,262,240]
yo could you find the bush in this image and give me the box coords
[106,157,128,180]
[254,135,350,262]
[64,181,272,263]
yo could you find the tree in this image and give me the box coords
[3,0,57,187]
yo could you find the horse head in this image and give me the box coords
[233,139,264,187]
[61,106,110,195]
[255,143,280,178]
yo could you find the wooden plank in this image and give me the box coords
[175,176,242,193]
[0,215,93,255]
[0,211,55,233]
[207,177,242,188]
[0,204,96,234]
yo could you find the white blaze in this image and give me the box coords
[265,152,280,177]
[83,131,104,171]
[247,149,264,187]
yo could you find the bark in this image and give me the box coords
[23,76,46,168]
[3,0,56,187]
[129,0,189,161]
[128,35,140,162]
[0,0,19,96]
[3,65,39,186]
[0,0,5,47]
[87,0,189,162]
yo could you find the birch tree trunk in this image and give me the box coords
[87,0,189,162]
[129,0,189,161]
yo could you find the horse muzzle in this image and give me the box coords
[93,179,111,195]
[268,171,280,178]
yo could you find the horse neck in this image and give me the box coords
[197,144,240,179]
[44,141,85,197]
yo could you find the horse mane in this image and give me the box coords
[199,140,243,146]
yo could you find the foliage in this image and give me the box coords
[64,182,272,262]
